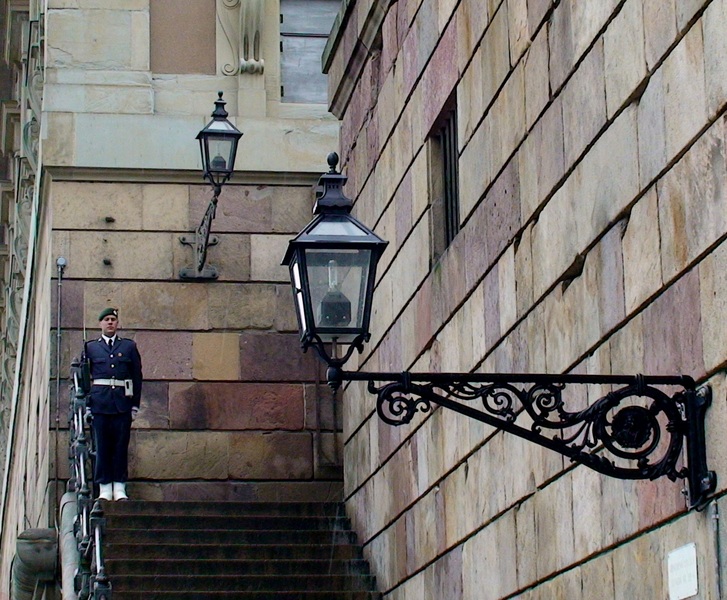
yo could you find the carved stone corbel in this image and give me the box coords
[218,0,264,76]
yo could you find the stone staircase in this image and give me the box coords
[102,500,381,599]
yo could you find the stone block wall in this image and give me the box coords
[51,179,342,501]
[327,0,727,596]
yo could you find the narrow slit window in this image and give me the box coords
[429,99,460,263]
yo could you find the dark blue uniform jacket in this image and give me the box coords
[85,337,143,414]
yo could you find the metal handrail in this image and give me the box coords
[68,359,112,600]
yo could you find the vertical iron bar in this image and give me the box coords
[684,386,716,510]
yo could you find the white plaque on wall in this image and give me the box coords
[667,543,698,600]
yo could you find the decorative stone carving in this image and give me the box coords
[218,0,264,76]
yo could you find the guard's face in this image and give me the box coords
[99,315,119,337]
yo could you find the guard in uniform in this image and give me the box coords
[85,307,143,501]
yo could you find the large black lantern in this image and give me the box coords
[282,153,388,367]
[197,91,243,192]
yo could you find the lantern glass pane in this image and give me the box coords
[308,215,368,237]
[304,248,371,342]
[291,259,308,334]
[206,136,234,173]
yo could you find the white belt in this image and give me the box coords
[93,378,130,387]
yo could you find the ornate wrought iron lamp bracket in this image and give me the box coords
[179,92,242,281]
[179,190,221,280]
[327,369,716,510]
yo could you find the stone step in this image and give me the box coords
[105,528,359,545]
[105,558,373,577]
[110,574,377,593]
[102,501,380,598]
[105,542,364,561]
[112,592,380,600]
[104,501,345,518]
[104,514,351,531]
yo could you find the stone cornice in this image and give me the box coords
[323,0,395,119]
[44,166,321,187]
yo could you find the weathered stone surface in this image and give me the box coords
[523,26,550,131]
[270,186,315,233]
[604,0,646,118]
[703,0,727,119]
[562,39,606,167]
[133,331,193,380]
[528,0,552,33]
[657,120,727,282]
[457,35,485,146]
[622,187,662,313]
[192,333,240,381]
[141,184,189,231]
[189,185,273,233]
[239,332,321,382]
[131,431,229,479]
[642,268,704,378]
[508,0,530,63]
[462,508,518,599]
[135,381,170,429]
[699,241,727,372]
[514,223,533,318]
[530,181,577,300]
[548,0,574,92]
[52,329,85,379]
[498,246,517,336]
[518,96,565,221]
[53,279,85,329]
[609,312,645,374]
[250,234,292,282]
[73,113,200,170]
[483,264,500,352]
[643,0,677,70]
[169,382,304,430]
[229,432,313,479]
[274,284,298,332]
[572,106,639,251]
[44,82,153,115]
[304,383,340,430]
[44,112,76,166]
[612,533,665,599]
[637,68,667,188]
[485,157,521,262]
[84,282,209,329]
[389,217,429,319]
[571,468,605,558]
[62,231,176,280]
[49,0,147,8]
[207,284,277,330]
[47,9,146,70]
[533,478,575,578]
[676,0,707,32]
[579,553,615,598]
[591,222,626,336]
[52,182,144,230]
[663,24,707,159]
[570,0,620,59]
[481,3,511,119]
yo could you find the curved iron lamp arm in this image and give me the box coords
[179,190,220,280]
[329,370,716,511]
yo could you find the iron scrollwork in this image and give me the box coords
[336,371,716,510]
[179,194,220,280]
